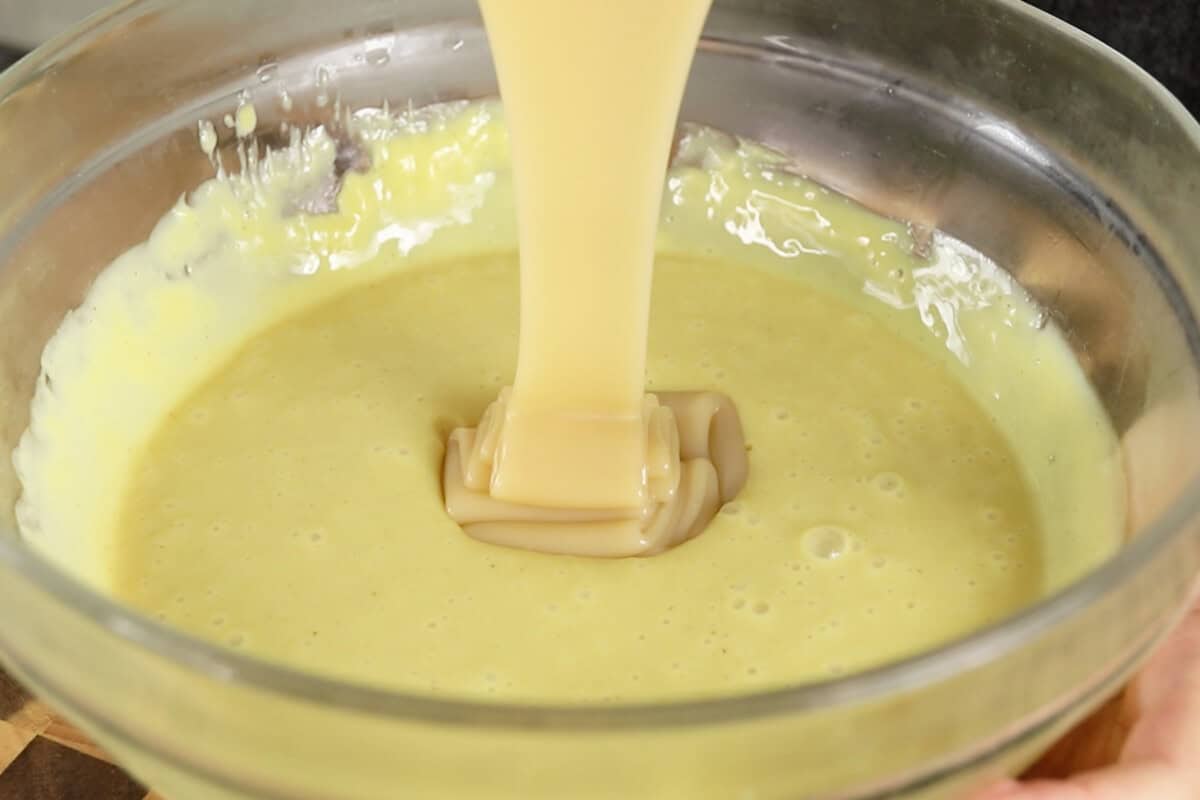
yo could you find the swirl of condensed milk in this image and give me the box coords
[444,392,747,557]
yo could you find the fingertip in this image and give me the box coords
[971,779,1024,800]
[975,782,1078,800]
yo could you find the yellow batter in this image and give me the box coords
[13,101,1124,702]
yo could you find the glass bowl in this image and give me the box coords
[0,1,1198,798]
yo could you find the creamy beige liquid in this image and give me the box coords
[445,0,743,556]
[13,102,1125,701]
[116,252,1043,697]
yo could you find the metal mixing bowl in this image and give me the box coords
[0,1,1198,797]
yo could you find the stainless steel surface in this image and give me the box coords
[0,1,1196,798]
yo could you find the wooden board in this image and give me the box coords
[0,668,156,800]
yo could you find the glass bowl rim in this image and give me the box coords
[0,0,1197,732]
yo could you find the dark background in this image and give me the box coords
[0,1,1197,114]
[1028,0,1200,113]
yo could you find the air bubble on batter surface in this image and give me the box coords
[802,525,851,561]
[871,472,905,497]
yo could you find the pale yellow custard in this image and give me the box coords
[13,102,1124,702]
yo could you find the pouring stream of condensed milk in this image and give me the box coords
[443,0,748,556]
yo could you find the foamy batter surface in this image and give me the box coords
[119,252,1043,699]
[14,102,1124,701]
